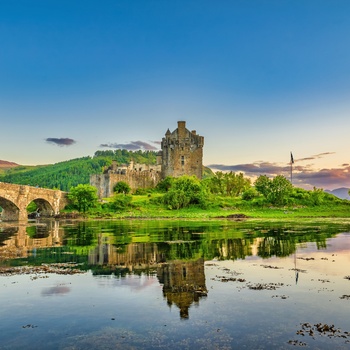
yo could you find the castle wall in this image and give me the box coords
[90,170,162,198]
[90,174,112,198]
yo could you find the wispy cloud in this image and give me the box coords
[100,140,159,151]
[46,138,76,146]
[296,152,335,162]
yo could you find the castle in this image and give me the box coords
[90,121,204,198]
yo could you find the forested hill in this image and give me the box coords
[0,150,158,191]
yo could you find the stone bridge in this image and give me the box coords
[0,182,69,222]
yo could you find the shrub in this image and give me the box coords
[111,194,133,211]
[113,181,131,194]
[309,187,324,206]
[134,188,154,195]
[162,176,209,209]
[156,176,174,192]
[290,188,310,201]
[242,187,259,200]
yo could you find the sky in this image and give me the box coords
[1,0,350,190]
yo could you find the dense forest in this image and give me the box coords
[0,150,158,191]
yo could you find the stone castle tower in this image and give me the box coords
[90,120,204,198]
[159,121,204,179]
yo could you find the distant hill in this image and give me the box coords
[0,160,19,169]
[325,187,350,200]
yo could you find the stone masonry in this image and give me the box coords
[0,182,68,222]
[160,121,204,179]
[90,161,162,198]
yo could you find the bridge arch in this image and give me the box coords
[28,197,55,217]
[0,197,20,221]
[0,183,69,222]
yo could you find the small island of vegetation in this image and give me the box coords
[65,172,350,220]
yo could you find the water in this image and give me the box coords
[1,219,350,349]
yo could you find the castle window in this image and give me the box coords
[181,156,185,166]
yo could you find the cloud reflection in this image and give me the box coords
[41,286,71,297]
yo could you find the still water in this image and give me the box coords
[1,219,350,349]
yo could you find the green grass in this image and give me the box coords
[82,193,350,220]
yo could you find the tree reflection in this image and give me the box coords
[1,219,347,267]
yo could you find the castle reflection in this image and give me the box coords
[89,238,208,319]
[158,258,207,319]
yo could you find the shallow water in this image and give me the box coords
[1,219,350,349]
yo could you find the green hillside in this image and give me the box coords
[203,166,214,179]
[0,150,158,191]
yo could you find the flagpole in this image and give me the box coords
[290,152,294,184]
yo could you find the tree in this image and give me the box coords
[254,175,292,205]
[269,175,293,205]
[204,171,251,197]
[113,181,131,194]
[68,184,99,213]
[254,175,271,198]
[162,175,209,209]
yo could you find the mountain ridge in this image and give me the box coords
[0,160,19,168]
[325,187,350,200]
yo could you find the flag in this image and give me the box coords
[290,152,294,164]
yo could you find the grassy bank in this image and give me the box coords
[75,193,350,220]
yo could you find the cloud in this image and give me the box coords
[207,161,293,175]
[100,140,159,151]
[46,138,76,147]
[315,152,336,157]
[207,162,350,190]
[296,152,335,162]
[293,166,350,189]
[297,157,316,162]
